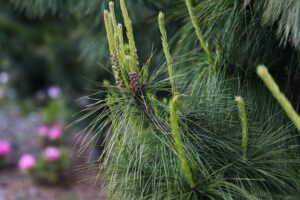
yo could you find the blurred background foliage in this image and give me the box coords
[1,0,300,119]
[0,0,173,118]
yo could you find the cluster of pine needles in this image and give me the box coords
[80,0,300,199]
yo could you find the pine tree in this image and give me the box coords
[79,0,300,199]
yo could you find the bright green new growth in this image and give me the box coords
[158,12,177,96]
[103,10,115,56]
[170,96,195,188]
[185,0,215,67]
[77,1,300,199]
[117,24,126,64]
[109,2,118,33]
[235,96,248,161]
[120,0,138,71]
[257,65,300,132]
[109,2,121,60]
[104,10,121,85]
[103,1,142,90]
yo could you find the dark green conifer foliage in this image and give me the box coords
[77,1,300,199]
[170,0,300,82]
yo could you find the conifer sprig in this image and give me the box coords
[235,96,248,160]
[103,1,144,93]
[109,2,118,33]
[103,11,115,56]
[120,0,138,71]
[257,65,300,132]
[170,95,195,188]
[158,12,177,96]
[104,10,122,86]
[185,0,215,67]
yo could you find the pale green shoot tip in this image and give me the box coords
[235,96,248,161]
[257,65,300,132]
[257,65,268,77]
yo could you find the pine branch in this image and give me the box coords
[257,65,300,132]
[235,96,248,161]
[158,12,177,96]
[170,95,195,188]
[120,0,138,72]
[185,0,215,67]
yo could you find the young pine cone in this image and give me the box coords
[129,71,141,95]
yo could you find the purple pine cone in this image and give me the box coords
[129,71,141,94]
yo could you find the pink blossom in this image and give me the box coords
[44,147,61,162]
[18,154,36,172]
[48,123,63,141]
[38,125,49,137]
[0,140,10,157]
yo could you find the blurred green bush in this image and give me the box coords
[0,0,172,105]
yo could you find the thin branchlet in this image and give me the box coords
[109,2,122,69]
[120,0,138,71]
[158,12,178,96]
[104,10,121,85]
[117,23,130,89]
[257,65,300,132]
[117,24,126,65]
[170,95,195,188]
[109,2,118,33]
[185,0,215,68]
[104,10,115,56]
[235,96,248,161]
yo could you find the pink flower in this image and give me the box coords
[43,147,61,162]
[0,140,10,157]
[19,154,36,172]
[48,123,63,141]
[38,125,49,137]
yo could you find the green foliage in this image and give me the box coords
[170,0,300,79]
[77,1,300,199]
[185,0,214,67]
[261,0,300,48]
[30,149,71,185]
[158,12,178,96]
[42,99,66,124]
[235,96,248,161]
[2,0,170,104]
[257,65,300,132]
[170,95,195,189]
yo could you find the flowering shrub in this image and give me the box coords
[0,140,10,158]
[48,123,63,142]
[19,154,36,172]
[0,140,11,167]
[38,125,49,137]
[19,148,71,185]
[18,118,71,185]
[42,85,66,124]
[38,122,63,145]
[43,147,61,162]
